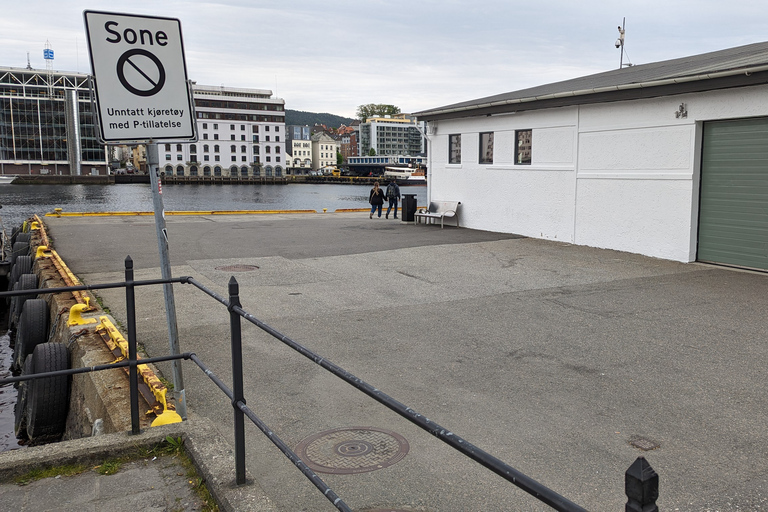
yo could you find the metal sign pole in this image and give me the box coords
[147,142,187,420]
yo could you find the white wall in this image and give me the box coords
[427,85,768,262]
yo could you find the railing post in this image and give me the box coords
[229,276,246,485]
[125,256,140,435]
[625,456,659,512]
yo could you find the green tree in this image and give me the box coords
[336,151,343,166]
[356,104,401,122]
[368,148,377,156]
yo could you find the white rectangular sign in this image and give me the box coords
[84,11,196,142]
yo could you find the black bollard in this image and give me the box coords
[625,456,659,512]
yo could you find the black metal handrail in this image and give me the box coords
[0,256,660,511]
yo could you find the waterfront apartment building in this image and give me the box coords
[0,66,107,175]
[285,125,312,174]
[358,114,426,157]
[311,132,339,170]
[162,84,285,178]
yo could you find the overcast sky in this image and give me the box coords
[3,1,767,119]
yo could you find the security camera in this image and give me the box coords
[615,39,622,48]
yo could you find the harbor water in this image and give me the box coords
[0,182,427,230]
[0,182,425,452]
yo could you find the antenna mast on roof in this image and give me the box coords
[615,18,632,69]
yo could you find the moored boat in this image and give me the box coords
[383,167,426,182]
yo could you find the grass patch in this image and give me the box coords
[14,463,88,485]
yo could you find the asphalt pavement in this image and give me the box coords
[36,211,768,511]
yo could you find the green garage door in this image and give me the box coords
[699,117,768,270]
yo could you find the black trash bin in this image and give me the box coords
[401,194,417,222]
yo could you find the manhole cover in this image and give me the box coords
[629,437,660,451]
[215,264,259,272]
[296,426,409,475]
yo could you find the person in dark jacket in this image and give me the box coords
[369,182,385,219]
[385,178,401,219]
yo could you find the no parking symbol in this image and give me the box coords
[84,10,196,142]
[117,48,166,97]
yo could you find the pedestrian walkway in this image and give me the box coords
[10,212,768,511]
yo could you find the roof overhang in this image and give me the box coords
[416,65,768,122]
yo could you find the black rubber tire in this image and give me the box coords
[8,281,20,330]
[14,355,33,440]
[26,342,70,440]
[10,273,38,329]
[10,226,22,247]
[8,254,32,291]
[14,232,31,245]
[13,298,49,373]
[10,241,29,266]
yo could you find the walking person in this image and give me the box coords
[369,182,385,219]
[385,178,401,219]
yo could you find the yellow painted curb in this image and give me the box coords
[45,209,318,217]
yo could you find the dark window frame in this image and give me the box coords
[515,129,532,165]
[479,132,494,164]
[449,134,461,164]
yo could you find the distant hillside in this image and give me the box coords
[285,110,355,128]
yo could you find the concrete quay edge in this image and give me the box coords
[0,413,276,512]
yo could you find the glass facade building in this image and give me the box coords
[0,67,107,175]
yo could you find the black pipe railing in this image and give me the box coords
[0,256,659,511]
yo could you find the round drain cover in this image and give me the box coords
[215,264,259,272]
[296,426,409,475]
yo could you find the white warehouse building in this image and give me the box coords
[416,41,768,272]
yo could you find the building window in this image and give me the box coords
[265,136,270,142]
[266,146,271,153]
[231,156,237,162]
[265,126,270,131]
[276,156,281,162]
[275,136,280,142]
[515,129,532,165]
[202,123,208,129]
[231,135,235,140]
[165,154,171,161]
[241,125,245,131]
[449,134,461,164]
[204,155,210,161]
[252,125,259,133]
[214,145,220,153]
[230,124,235,130]
[177,154,183,160]
[241,145,246,153]
[214,134,219,140]
[213,123,218,129]
[241,135,246,141]
[203,133,208,140]
[215,155,220,162]
[479,132,494,164]
[275,146,280,154]
[165,144,171,151]
[254,146,260,154]
[190,144,197,154]
[253,135,259,143]
[230,145,236,152]
[242,156,247,162]
[266,156,271,162]
[204,144,209,152]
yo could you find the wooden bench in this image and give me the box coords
[414,201,461,228]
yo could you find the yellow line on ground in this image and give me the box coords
[44,210,319,217]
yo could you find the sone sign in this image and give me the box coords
[84,11,196,142]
